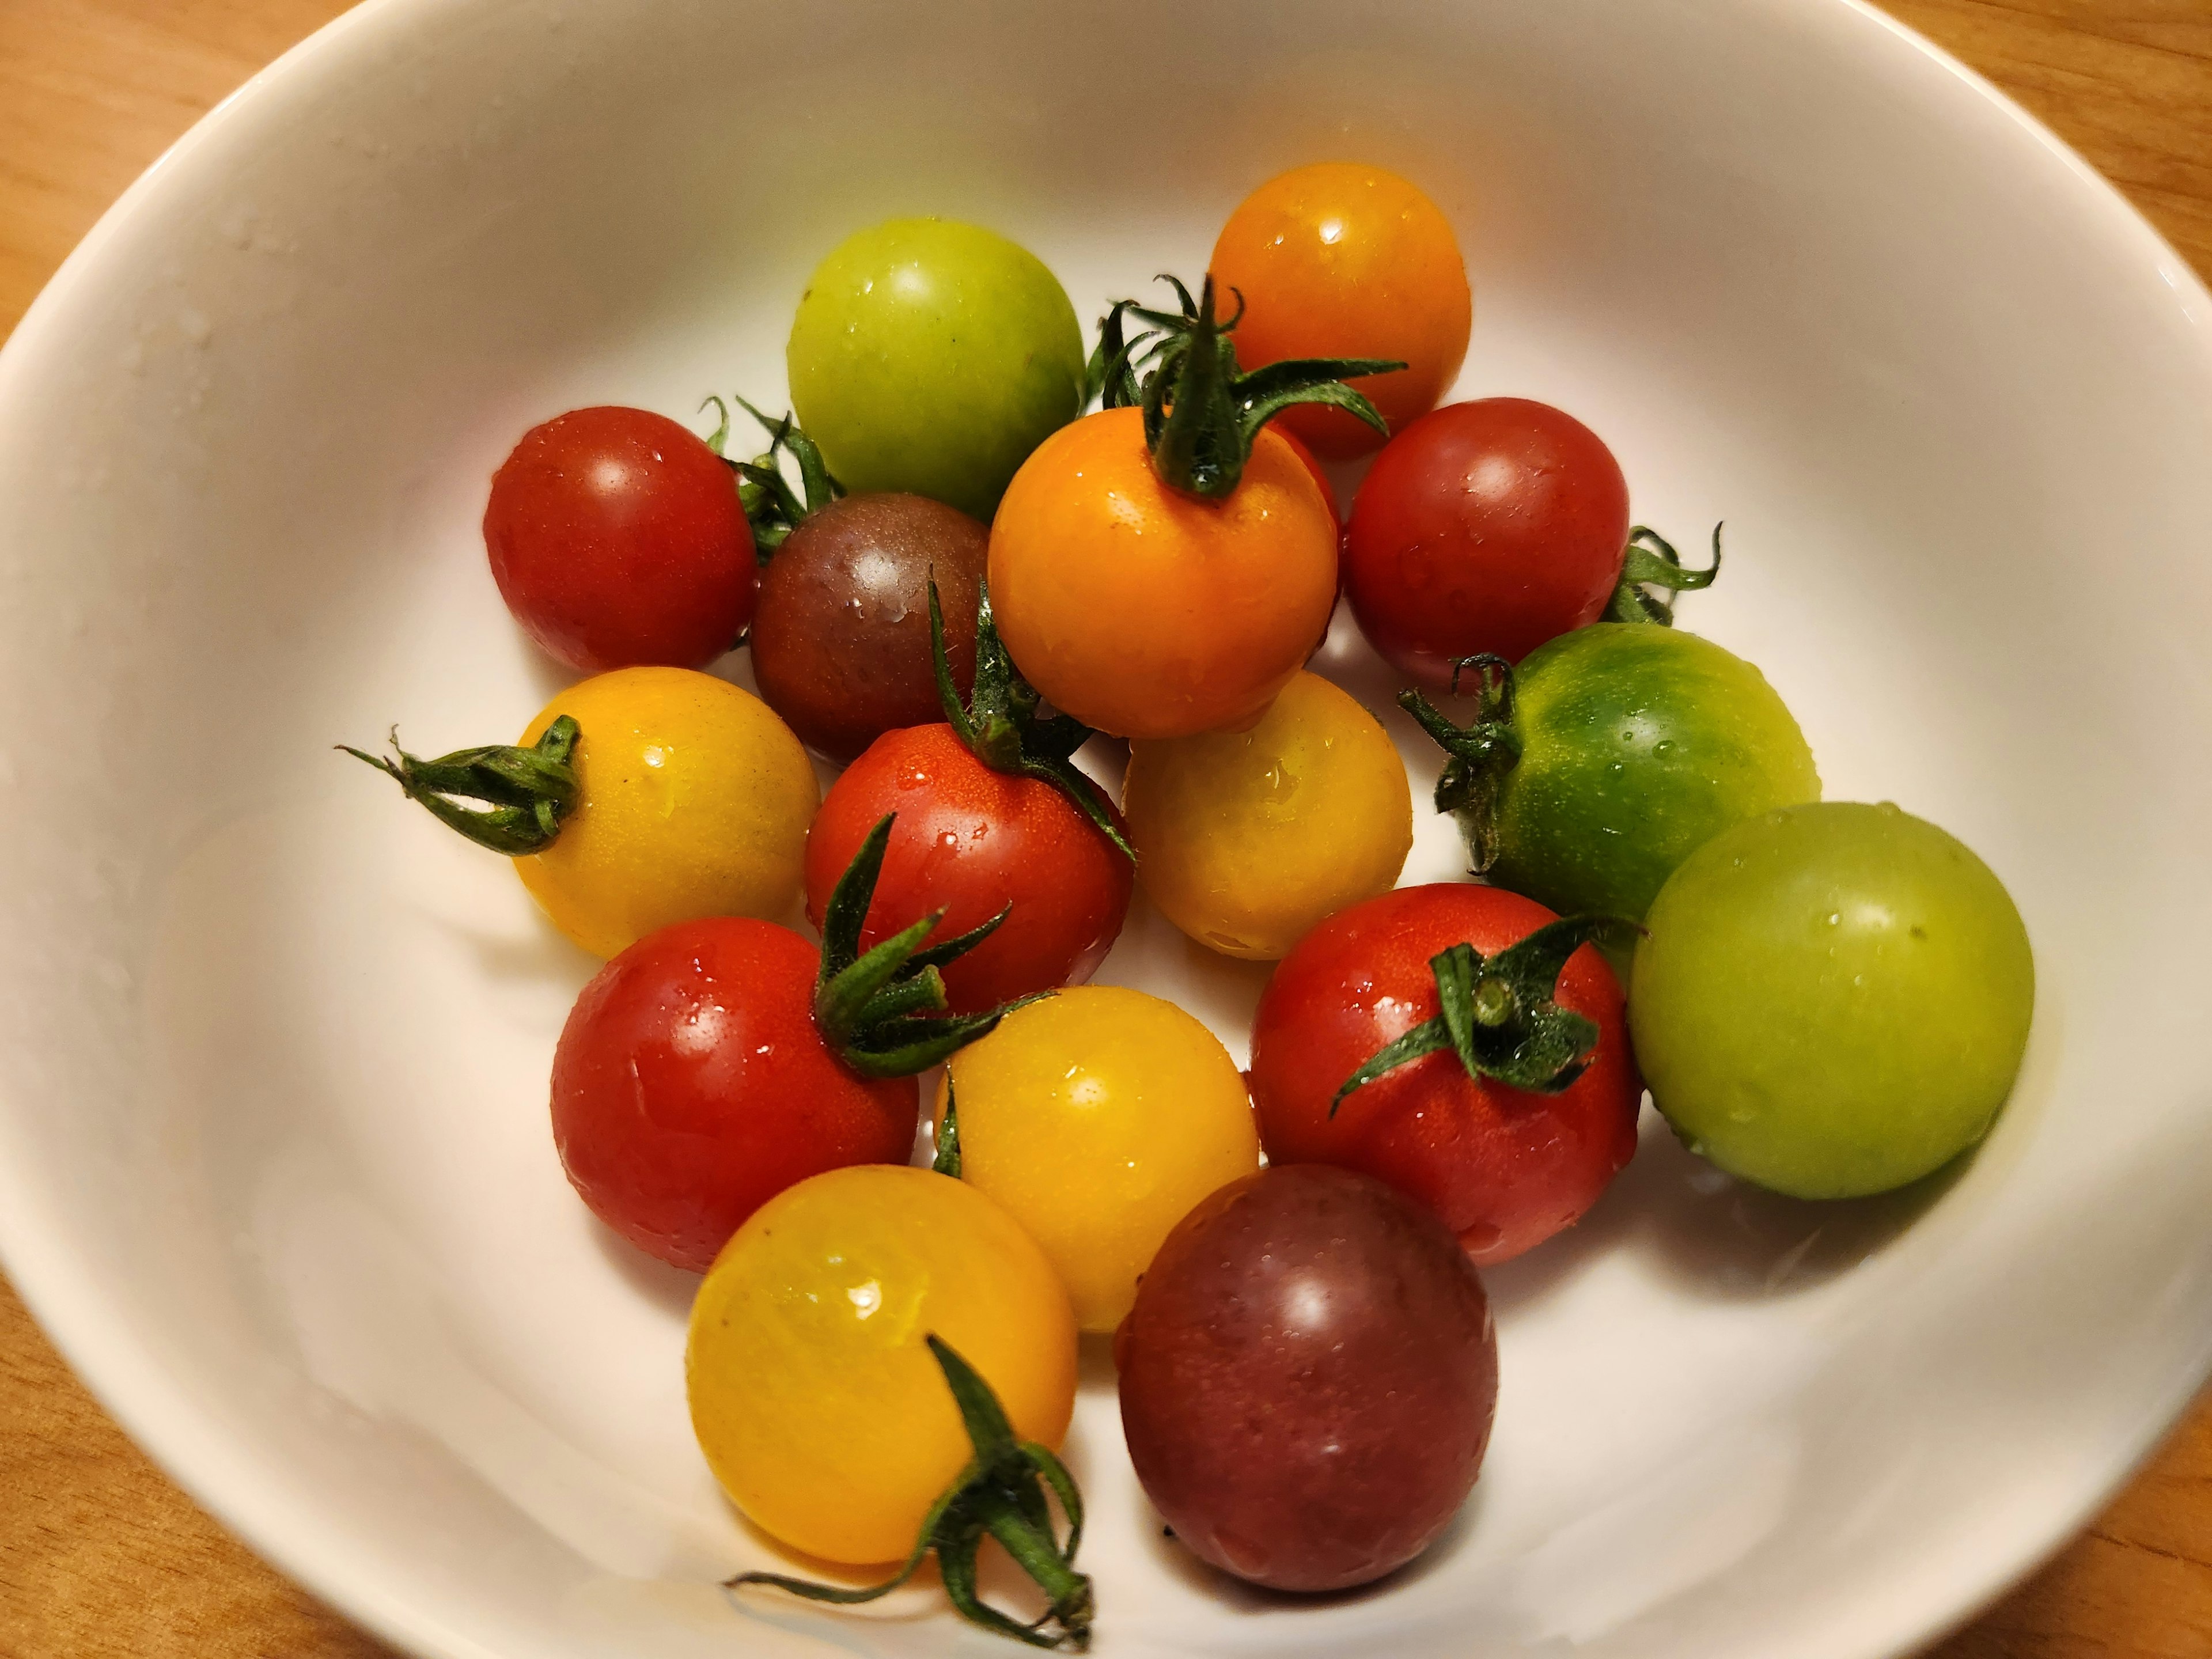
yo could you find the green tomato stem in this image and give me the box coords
[728,1336,1092,1651]
[1603,523,1724,626]
[339,715,580,856]
[1331,916,1640,1113]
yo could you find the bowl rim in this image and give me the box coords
[1,1,2209,1655]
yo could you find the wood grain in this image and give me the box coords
[0,1,2207,1655]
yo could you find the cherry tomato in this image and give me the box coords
[1116,1164,1497,1592]
[990,407,1336,740]
[1250,883,1640,1264]
[1274,426,1339,529]
[938,986,1259,1331]
[484,406,753,673]
[513,668,817,958]
[1209,164,1471,460]
[688,1165,1077,1564]
[786,219,1086,521]
[1414,626,1820,924]
[1633,802,2034,1198]
[805,724,1132,1014]
[1347,399,1631,679]
[1123,670,1411,960]
[748,493,987,763]
[551,917,916,1272]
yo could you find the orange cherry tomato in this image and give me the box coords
[1210,163,1471,460]
[989,407,1337,741]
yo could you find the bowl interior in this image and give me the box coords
[3,1,2211,1656]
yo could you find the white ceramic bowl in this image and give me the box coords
[4,1,2211,1655]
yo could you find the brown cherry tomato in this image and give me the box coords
[748,493,987,762]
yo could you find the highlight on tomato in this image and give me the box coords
[1249,883,1642,1266]
[692,1165,1089,1646]
[342,666,818,958]
[990,276,1401,741]
[804,579,1134,1015]
[1208,162,1472,459]
[550,814,1023,1272]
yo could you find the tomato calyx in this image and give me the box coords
[1104,275,1402,501]
[1399,654,1523,874]
[932,1074,964,1176]
[814,813,1036,1076]
[927,577,1136,862]
[1603,524,1724,626]
[702,395,844,561]
[730,1333,1093,1652]
[1331,914,1639,1114]
[340,716,579,855]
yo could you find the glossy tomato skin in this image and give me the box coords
[689,1165,1077,1565]
[551,917,916,1274]
[1116,1164,1497,1592]
[485,406,754,673]
[514,668,819,959]
[786,219,1086,520]
[1347,399,1631,681]
[805,724,1133,1014]
[749,493,987,763]
[990,408,1338,740]
[1633,802,2033,1199]
[940,987,1259,1332]
[1251,884,1640,1265]
[1124,670,1411,960]
[1490,624,1820,923]
[1210,164,1471,459]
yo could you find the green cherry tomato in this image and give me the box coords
[1630,801,2035,1198]
[786,218,1086,520]
[1491,624,1820,921]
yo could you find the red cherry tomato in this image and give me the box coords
[485,406,755,674]
[551,917,915,1272]
[805,725,1134,1015]
[1249,883,1640,1265]
[1116,1164,1498,1592]
[1344,398,1629,683]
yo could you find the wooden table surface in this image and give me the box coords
[2,2,2209,1654]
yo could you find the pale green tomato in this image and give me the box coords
[1630,801,2034,1199]
[786,218,1085,520]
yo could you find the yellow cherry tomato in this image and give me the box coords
[939,987,1259,1332]
[1123,669,1413,959]
[514,667,817,957]
[687,1165,1077,1565]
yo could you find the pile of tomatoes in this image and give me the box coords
[350,161,2036,1647]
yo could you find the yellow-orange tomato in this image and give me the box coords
[1124,669,1413,960]
[515,668,817,957]
[687,1165,1077,1565]
[1210,163,1471,460]
[938,987,1260,1332]
[989,407,1337,740]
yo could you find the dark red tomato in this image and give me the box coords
[749,493,989,763]
[551,916,915,1272]
[805,725,1133,1016]
[1344,398,1630,683]
[1116,1164,1497,1592]
[1250,883,1639,1265]
[486,406,755,674]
